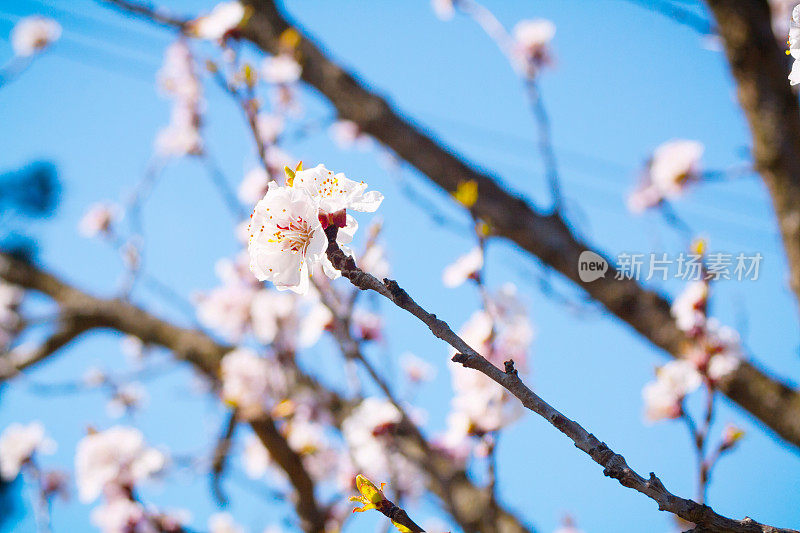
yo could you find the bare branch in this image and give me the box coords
[323,226,797,533]
[0,317,92,380]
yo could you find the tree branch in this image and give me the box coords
[0,254,326,533]
[323,227,797,533]
[0,318,91,379]
[705,0,800,310]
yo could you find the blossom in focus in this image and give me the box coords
[290,163,383,220]
[0,421,52,480]
[642,360,701,422]
[209,512,245,533]
[79,203,118,238]
[431,0,455,21]
[11,16,61,57]
[247,182,329,294]
[75,426,166,502]
[512,19,556,77]
[220,348,285,418]
[188,1,245,41]
[628,140,703,212]
[442,247,483,288]
[262,54,302,84]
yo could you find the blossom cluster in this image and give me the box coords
[247,163,382,294]
[789,5,800,85]
[642,279,742,422]
[155,40,204,157]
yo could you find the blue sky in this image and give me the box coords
[1,0,799,532]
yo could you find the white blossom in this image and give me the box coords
[242,434,271,479]
[442,247,483,288]
[189,1,245,41]
[79,203,118,238]
[90,499,150,533]
[220,348,285,418]
[262,54,302,84]
[401,352,436,383]
[290,163,383,218]
[256,113,284,145]
[155,41,203,157]
[11,16,61,57]
[329,120,371,150]
[209,512,246,533]
[75,426,166,502]
[239,168,272,205]
[0,421,52,480]
[196,258,259,340]
[0,282,23,350]
[247,183,330,294]
[431,0,455,20]
[671,281,708,332]
[512,19,555,76]
[642,360,701,422]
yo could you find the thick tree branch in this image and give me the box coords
[103,0,800,452]
[0,318,91,379]
[324,229,797,533]
[0,254,326,533]
[706,0,800,310]
[0,252,530,533]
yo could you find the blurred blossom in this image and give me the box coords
[642,360,701,422]
[195,258,259,340]
[512,19,555,77]
[351,309,382,341]
[90,498,149,533]
[155,41,203,157]
[256,113,284,145]
[431,0,455,21]
[401,352,436,383]
[262,54,302,84]
[0,281,24,351]
[359,242,390,280]
[342,397,426,496]
[242,433,271,479]
[75,426,166,502]
[188,1,245,41]
[628,140,703,213]
[11,16,61,57]
[238,167,271,205]
[209,512,246,533]
[220,348,286,419]
[671,280,708,333]
[442,247,483,288]
[106,382,148,419]
[120,335,146,362]
[83,366,107,388]
[0,421,53,480]
[329,120,371,150]
[79,203,118,238]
